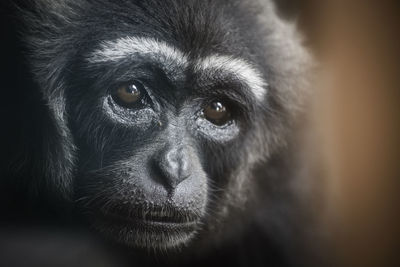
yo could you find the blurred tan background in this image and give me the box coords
[294,1,400,266]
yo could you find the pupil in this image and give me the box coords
[128,84,139,95]
[212,102,225,112]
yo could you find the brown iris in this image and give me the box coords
[112,81,143,108]
[203,101,231,126]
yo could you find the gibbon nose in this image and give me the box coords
[157,146,191,189]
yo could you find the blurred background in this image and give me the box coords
[277,0,400,266]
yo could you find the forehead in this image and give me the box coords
[82,0,259,59]
[82,1,267,100]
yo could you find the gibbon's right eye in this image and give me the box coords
[112,80,145,108]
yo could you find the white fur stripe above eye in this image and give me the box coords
[89,36,189,68]
[89,36,267,100]
[196,55,267,100]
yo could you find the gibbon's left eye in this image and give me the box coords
[112,80,145,108]
[203,101,232,126]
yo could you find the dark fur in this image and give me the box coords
[0,0,313,266]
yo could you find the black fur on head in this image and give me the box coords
[3,0,312,257]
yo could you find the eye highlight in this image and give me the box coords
[112,81,144,108]
[203,101,231,126]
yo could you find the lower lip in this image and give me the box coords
[91,213,200,248]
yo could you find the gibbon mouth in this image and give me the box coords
[96,207,200,226]
[91,208,201,248]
